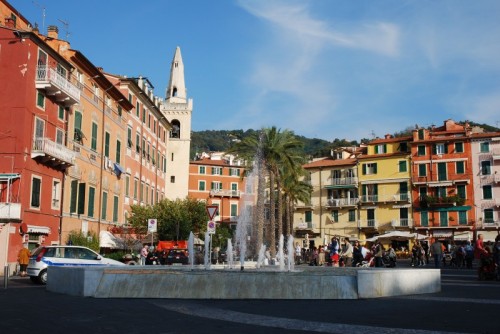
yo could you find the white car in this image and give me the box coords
[27,245,125,284]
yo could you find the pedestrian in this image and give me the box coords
[430,239,443,268]
[140,244,149,265]
[318,246,325,266]
[329,237,340,266]
[464,241,474,269]
[341,238,353,267]
[474,234,487,260]
[374,241,384,267]
[352,241,364,267]
[17,245,31,277]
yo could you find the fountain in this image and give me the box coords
[46,130,442,299]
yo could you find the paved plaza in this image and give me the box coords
[1,261,499,334]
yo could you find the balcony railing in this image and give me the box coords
[391,218,413,227]
[358,219,378,228]
[0,202,21,220]
[325,198,359,207]
[209,189,241,197]
[35,65,80,105]
[418,195,465,208]
[491,148,500,160]
[327,176,358,187]
[412,174,470,185]
[360,193,410,203]
[31,137,75,167]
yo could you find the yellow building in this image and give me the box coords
[357,135,413,240]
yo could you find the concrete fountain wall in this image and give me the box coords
[46,266,441,299]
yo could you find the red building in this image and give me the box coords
[0,15,80,271]
[411,120,475,241]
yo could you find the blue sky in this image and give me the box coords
[12,0,500,141]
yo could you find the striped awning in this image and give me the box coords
[27,225,51,235]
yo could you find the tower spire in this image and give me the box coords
[166,46,186,102]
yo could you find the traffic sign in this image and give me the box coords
[207,220,216,234]
[148,219,157,233]
[206,205,218,220]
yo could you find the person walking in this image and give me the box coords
[374,241,384,267]
[140,244,149,266]
[430,239,443,268]
[352,241,364,267]
[341,238,353,267]
[17,245,31,277]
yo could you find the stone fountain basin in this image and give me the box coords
[46,265,440,299]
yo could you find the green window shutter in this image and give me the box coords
[199,181,205,191]
[305,211,312,223]
[373,184,378,196]
[418,129,424,140]
[91,123,98,150]
[362,164,366,175]
[362,184,367,196]
[88,187,95,217]
[104,132,110,157]
[127,128,132,148]
[58,105,65,120]
[484,209,494,223]
[421,211,428,227]
[231,204,237,217]
[74,111,82,141]
[116,140,121,164]
[373,163,377,174]
[483,186,492,199]
[419,164,427,176]
[101,192,108,220]
[418,145,425,156]
[31,178,41,207]
[70,180,78,213]
[332,210,338,222]
[455,142,463,153]
[231,183,237,191]
[457,185,466,199]
[113,196,119,222]
[348,209,355,222]
[456,161,465,174]
[399,161,407,172]
[77,183,86,214]
[432,144,437,155]
[37,91,45,108]
[383,144,387,153]
[374,146,378,154]
[444,144,448,154]
[458,211,467,225]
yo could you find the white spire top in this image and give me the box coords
[166,46,187,102]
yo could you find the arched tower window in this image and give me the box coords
[170,120,180,139]
[172,87,178,97]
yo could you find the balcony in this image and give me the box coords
[326,177,358,188]
[32,137,75,168]
[325,197,359,207]
[358,219,378,229]
[418,195,465,208]
[391,218,413,228]
[412,174,470,186]
[491,148,500,161]
[209,189,241,197]
[0,202,21,221]
[35,66,80,105]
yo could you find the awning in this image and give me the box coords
[393,204,411,208]
[428,182,453,187]
[365,231,428,242]
[0,173,20,181]
[27,225,51,234]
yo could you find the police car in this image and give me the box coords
[27,245,125,284]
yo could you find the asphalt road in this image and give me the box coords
[1,261,499,334]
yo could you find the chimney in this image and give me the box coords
[384,134,392,139]
[47,25,58,39]
[5,18,15,28]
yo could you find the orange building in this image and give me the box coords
[411,120,475,241]
[188,153,246,229]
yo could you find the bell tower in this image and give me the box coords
[161,47,193,200]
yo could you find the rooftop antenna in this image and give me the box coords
[370,130,376,139]
[32,1,46,31]
[58,19,70,41]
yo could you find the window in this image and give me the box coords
[212,167,223,175]
[136,102,140,118]
[399,142,408,153]
[113,196,119,222]
[127,127,132,148]
[456,161,465,174]
[34,117,44,139]
[125,175,130,197]
[136,133,140,153]
[116,140,121,164]
[481,161,491,175]
[458,211,467,225]
[348,209,356,222]
[418,164,427,177]
[58,105,65,120]
[457,185,466,200]
[142,108,146,123]
[230,168,240,176]
[145,184,149,204]
[332,210,339,223]
[440,211,448,227]
[104,132,110,158]
[418,129,424,140]
[88,187,95,218]
[51,179,61,209]
[421,211,428,227]
[30,176,41,209]
[91,123,98,151]
[305,211,312,223]
[417,145,426,156]
[455,142,464,153]
[374,144,386,154]
[199,181,206,191]
[117,105,122,117]
[74,111,83,142]
[231,183,238,191]
[170,176,175,183]
[434,143,447,155]
[483,185,492,199]
[484,209,494,224]
[101,192,108,220]
[230,204,238,217]
[362,163,377,175]
[211,182,223,190]
[480,142,489,153]
[398,161,407,172]
[133,178,138,199]
[436,187,446,198]
[140,182,144,202]
[199,166,206,174]
[36,91,45,109]
[56,128,64,145]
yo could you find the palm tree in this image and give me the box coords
[282,172,312,237]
